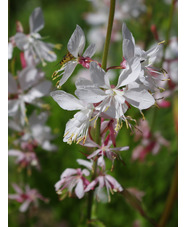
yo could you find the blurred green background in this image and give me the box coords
[8,0,178,226]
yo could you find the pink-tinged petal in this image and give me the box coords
[76,159,92,171]
[87,149,102,159]
[84,179,98,192]
[59,61,78,86]
[67,25,85,58]
[132,145,144,161]
[19,200,31,212]
[55,179,65,191]
[110,146,129,152]
[50,90,84,111]
[60,168,77,179]
[75,179,85,199]
[106,175,123,191]
[11,183,23,194]
[29,7,44,33]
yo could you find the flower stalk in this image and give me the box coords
[87,0,116,225]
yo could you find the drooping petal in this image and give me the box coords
[75,179,85,199]
[67,25,85,58]
[59,61,78,86]
[29,7,44,33]
[50,90,84,111]
[19,200,31,212]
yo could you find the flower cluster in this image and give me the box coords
[51,22,165,200]
[8,8,57,211]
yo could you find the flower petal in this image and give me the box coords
[67,25,85,57]
[75,179,85,199]
[50,90,84,111]
[124,87,155,110]
[29,7,44,33]
[59,61,78,86]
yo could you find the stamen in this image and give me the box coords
[140,110,145,120]
[158,40,165,45]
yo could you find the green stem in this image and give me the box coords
[158,159,178,227]
[86,0,116,225]
[101,0,116,71]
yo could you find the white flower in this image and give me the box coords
[85,173,123,202]
[52,25,96,87]
[55,159,92,199]
[13,7,57,66]
[50,90,95,144]
[8,70,51,126]
[75,61,155,130]
[122,23,165,91]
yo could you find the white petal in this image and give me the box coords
[24,80,51,103]
[75,77,94,89]
[50,90,84,110]
[61,168,77,179]
[67,25,85,57]
[124,88,155,110]
[76,159,92,170]
[83,43,96,58]
[75,179,85,199]
[116,58,141,88]
[75,88,106,103]
[19,200,31,212]
[29,7,44,33]
[59,61,77,86]
[90,62,108,88]
[14,33,29,50]
[122,23,135,59]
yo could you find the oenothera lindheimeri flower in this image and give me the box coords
[8,149,40,171]
[9,111,57,152]
[85,172,123,202]
[9,183,48,212]
[82,135,129,169]
[52,25,96,87]
[50,90,95,144]
[132,119,170,161]
[12,7,58,66]
[75,61,155,131]
[8,70,51,126]
[55,159,92,199]
[122,23,166,92]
